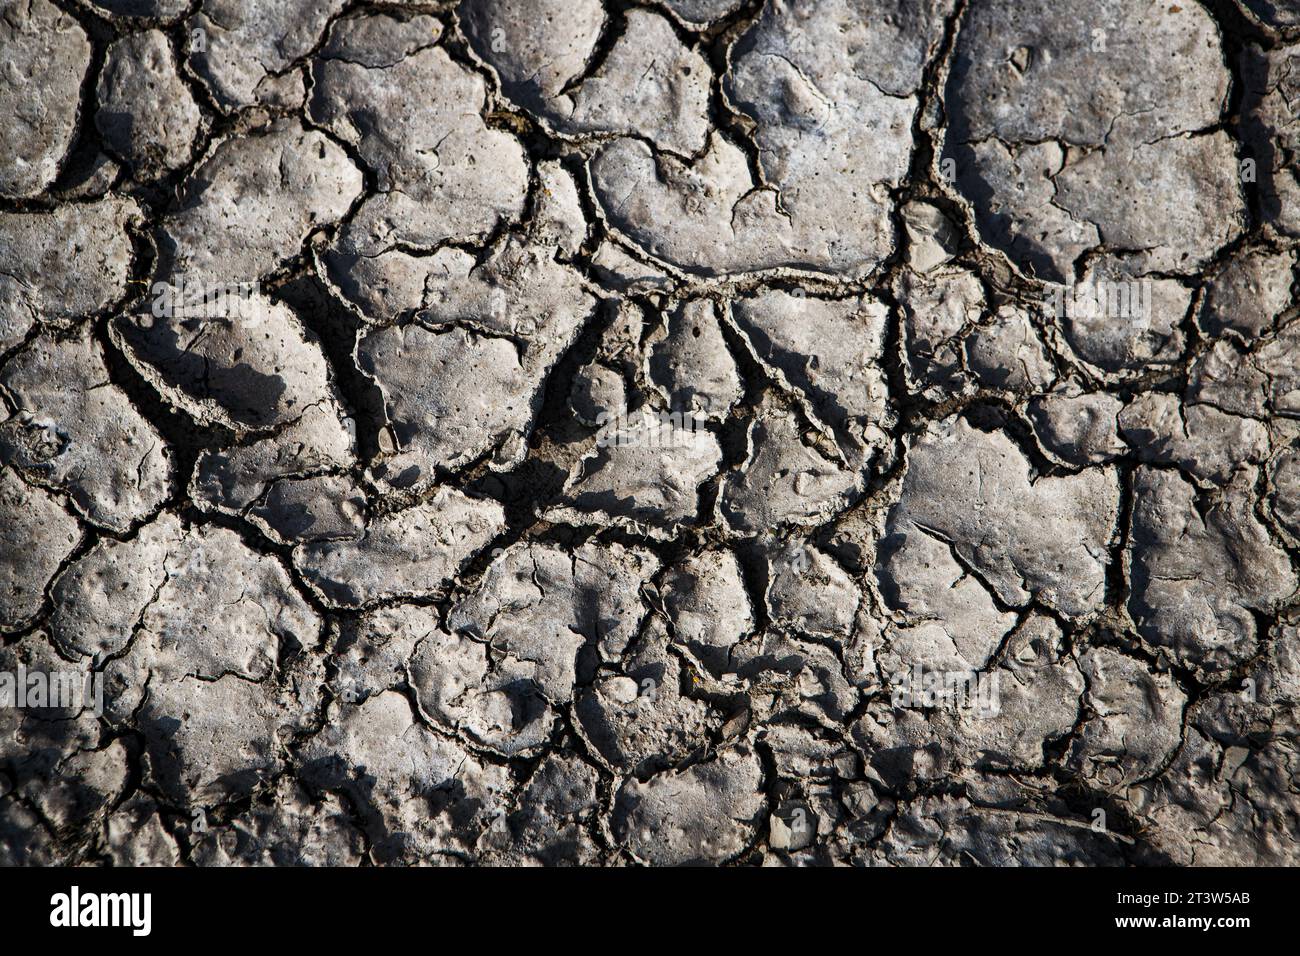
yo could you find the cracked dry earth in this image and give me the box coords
[2,0,1300,870]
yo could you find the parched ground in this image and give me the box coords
[1,0,1299,867]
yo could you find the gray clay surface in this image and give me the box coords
[1,0,1298,868]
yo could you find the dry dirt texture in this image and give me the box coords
[2,0,1300,866]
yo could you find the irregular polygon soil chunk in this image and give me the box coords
[0,330,171,531]
[612,745,764,865]
[0,469,80,631]
[889,416,1119,618]
[458,0,605,118]
[159,120,362,288]
[552,415,723,531]
[0,0,90,199]
[112,295,342,434]
[647,299,743,420]
[720,398,862,533]
[943,0,1240,280]
[97,30,202,179]
[1128,467,1296,674]
[188,0,348,110]
[294,488,505,609]
[0,198,140,352]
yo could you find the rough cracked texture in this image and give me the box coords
[1,0,1298,868]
